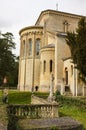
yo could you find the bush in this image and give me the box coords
[55,95,86,111]
[55,90,61,96]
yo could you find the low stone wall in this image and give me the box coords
[7,103,59,119]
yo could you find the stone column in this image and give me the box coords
[24,34,28,91]
[32,32,35,92]
[55,35,62,92]
[55,35,58,92]
[73,64,77,96]
[17,59,21,90]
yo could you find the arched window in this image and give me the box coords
[44,60,46,73]
[71,65,73,76]
[23,40,25,56]
[50,60,52,72]
[28,39,32,56]
[65,67,68,85]
[35,38,40,55]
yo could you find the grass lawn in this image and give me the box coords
[8,90,32,104]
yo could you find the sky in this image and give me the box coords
[0,0,86,56]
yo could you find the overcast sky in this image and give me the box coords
[0,0,86,56]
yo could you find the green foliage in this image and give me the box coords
[55,90,61,96]
[66,17,86,82]
[66,32,77,63]
[0,32,18,87]
[55,95,86,111]
[8,56,19,87]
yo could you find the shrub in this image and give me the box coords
[55,90,61,97]
[55,95,86,111]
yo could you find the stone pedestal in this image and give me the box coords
[48,74,54,102]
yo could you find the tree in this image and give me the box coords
[66,17,86,82]
[8,56,19,87]
[0,32,18,87]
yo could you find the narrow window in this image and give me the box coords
[44,60,46,72]
[28,39,32,56]
[35,39,40,55]
[65,68,68,85]
[71,65,73,76]
[50,60,52,72]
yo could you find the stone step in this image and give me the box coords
[18,117,83,130]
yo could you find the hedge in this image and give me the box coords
[55,95,86,111]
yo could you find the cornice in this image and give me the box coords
[20,30,43,38]
[19,26,43,35]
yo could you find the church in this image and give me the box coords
[18,9,86,96]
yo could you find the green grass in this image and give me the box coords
[59,105,86,130]
[8,90,32,104]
